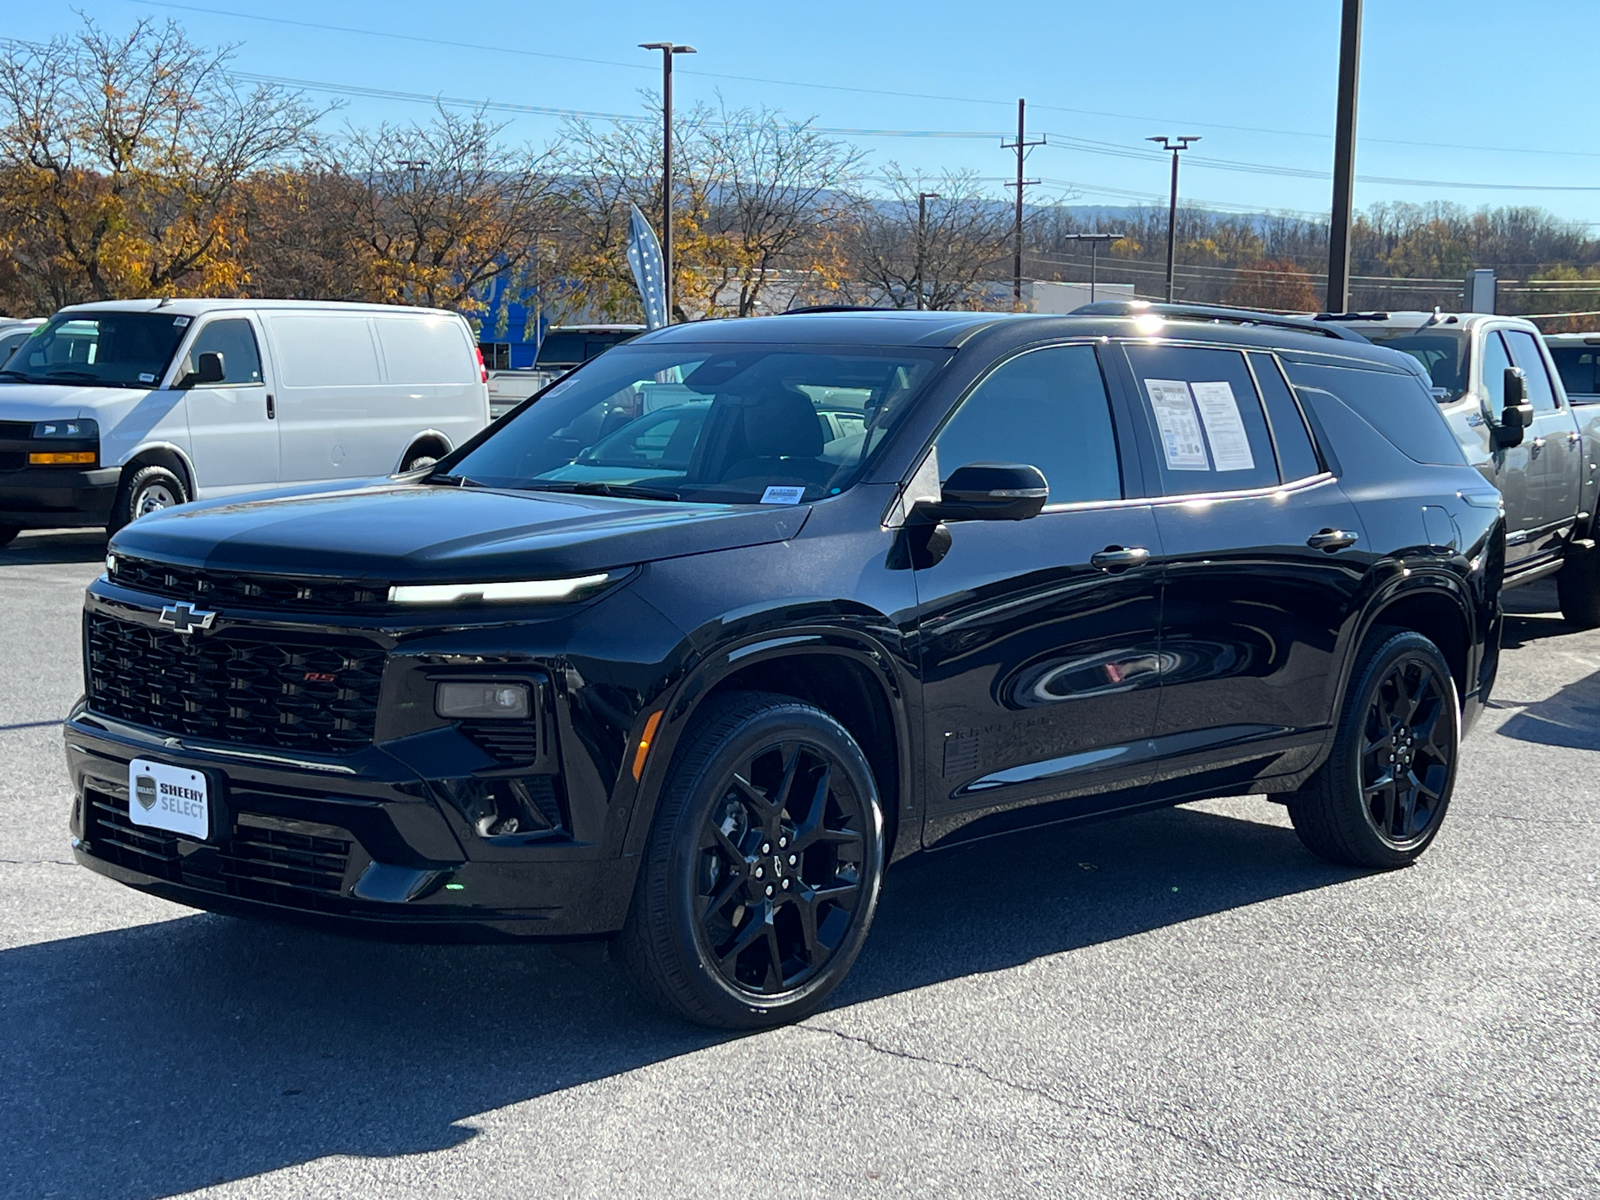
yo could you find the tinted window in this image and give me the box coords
[1481,331,1512,409]
[180,319,262,386]
[1283,361,1467,467]
[6,311,189,388]
[1124,345,1279,495]
[1504,329,1559,412]
[933,345,1120,504]
[1249,353,1322,481]
[1549,346,1597,397]
[1362,329,1469,395]
[449,343,946,504]
[535,332,585,367]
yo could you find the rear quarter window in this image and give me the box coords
[1281,361,1466,467]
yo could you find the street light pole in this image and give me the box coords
[639,41,696,324]
[1147,136,1199,302]
[915,191,940,310]
[1058,232,1124,304]
[1326,0,1363,314]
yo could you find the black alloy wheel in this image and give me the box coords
[1287,629,1459,869]
[619,692,885,1028]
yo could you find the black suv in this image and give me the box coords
[68,310,1503,1028]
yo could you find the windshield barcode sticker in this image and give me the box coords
[171,316,190,327]
[760,486,806,505]
[138,373,156,383]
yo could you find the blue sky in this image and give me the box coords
[11,0,1600,225]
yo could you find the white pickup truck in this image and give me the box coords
[1328,312,1600,625]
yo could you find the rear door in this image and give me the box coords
[911,342,1164,845]
[1504,328,1580,562]
[177,315,279,497]
[1115,343,1366,796]
[370,313,485,474]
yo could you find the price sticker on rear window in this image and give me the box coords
[1144,379,1209,470]
[1189,381,1254,472]
[760,486,806,505]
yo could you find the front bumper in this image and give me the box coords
[65,713,639,942]
[0,465,119,527]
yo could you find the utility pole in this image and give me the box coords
[915,191,940,310]
[639,41,696,323]
[1002,99,1045,309]
[1326,0,1363,314]
[1147,136,1199,302]
[1058,232,1124,304]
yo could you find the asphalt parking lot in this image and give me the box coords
[0,528,1595,1200]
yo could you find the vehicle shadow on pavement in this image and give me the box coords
[1494,666,1600,751]
[0,529,108,565]
[1500,579,1570,649]
[0,802,1355,1199]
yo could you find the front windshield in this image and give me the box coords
[442,343,949,504]
[0,311,191,388]
[1362,328,1469,395]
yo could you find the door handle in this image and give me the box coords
[1530,436,1545,456]
[1090,546,1150,571]
[1307,529,1359,551]
[266,393,276,419]
[1568,431,1581,445]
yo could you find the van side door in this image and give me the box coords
[265,313,384,483]
[176,315,280,497]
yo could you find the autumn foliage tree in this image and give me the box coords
[0,17,321,312]
[1220,258,1320,312]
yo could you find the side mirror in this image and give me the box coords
[179,352,226,388]
[916,461,1049,523]
[1493,367,1533,448]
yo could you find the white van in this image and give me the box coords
[0,300,488,545]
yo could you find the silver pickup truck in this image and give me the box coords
[1329,312,1600,625]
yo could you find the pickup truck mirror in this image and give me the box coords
[914,462,1049,523]
[1493,367,1533,448]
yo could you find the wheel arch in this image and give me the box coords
[623,631,915,862]
[1353,573,1476,703]
[119,442,197,501]
[396,430,453,473]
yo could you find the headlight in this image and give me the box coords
[436,682,531,720]
[32,418,98,438]
[389,572,614,605]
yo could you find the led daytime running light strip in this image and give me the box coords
[389,573,613,605]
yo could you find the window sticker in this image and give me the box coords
[1189,381,1255,472]
[138,373,156,383]
[1144,379,1209,470]
[171,316,191,327]
[760,485,806,505]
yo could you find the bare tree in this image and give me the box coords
[0,16,323,309]
[840,165,1011,309]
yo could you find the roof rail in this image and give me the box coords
[1071,299,1369,342]
[781,304,891,315]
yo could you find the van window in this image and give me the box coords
[1124,344,1280,495]
[269,315,381,387]
[1283,361,1466,467]
[376,317,473,385]
[179,319,262,386]
[6,312,188,388]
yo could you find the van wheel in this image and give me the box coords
[0,524,19,548]
[1557,541,1600,628]
[401,453,438,473]
[1286,629,1459,869]
[110,465,189,532]
[616,692,885,1029]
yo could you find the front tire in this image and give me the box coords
[1286,629,1459,869]
[618,692,886,1029]
[109,465,188,533]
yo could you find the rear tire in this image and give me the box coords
[0,524,18,548]
[401,453,439,473]
[1286,629,1459,869]
[617,692,885,1029]
[109,465,188,533]
[1557,541,1600,629]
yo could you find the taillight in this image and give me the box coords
[475,345,488,383]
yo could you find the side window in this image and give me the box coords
[1123,345,1280,495]
[1481,331,1512,410]
[1504,330,1559,412]
[181,319,263,386]
[1248,353,1322,481]
[933,344,1121,504]
[1550,346,1596,397]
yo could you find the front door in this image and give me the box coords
[1115,344,1367,798]
[178,316,279,498]
[1473,329,1540,569]
[911,343,1163,846]
[1504,327,1580,563]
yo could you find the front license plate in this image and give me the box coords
[127,758,210,840]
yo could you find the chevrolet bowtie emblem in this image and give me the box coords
[158,602,217,635]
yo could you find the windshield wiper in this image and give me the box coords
[36,370,108,384]
[430,473,486,488]
[520,480,683,501]
[0,369,35,382]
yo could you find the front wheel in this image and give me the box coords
[1286,629,1460,869]
[109,465,189,533]
[617,692,886,1028]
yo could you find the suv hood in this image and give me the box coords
[108,481,812,581]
